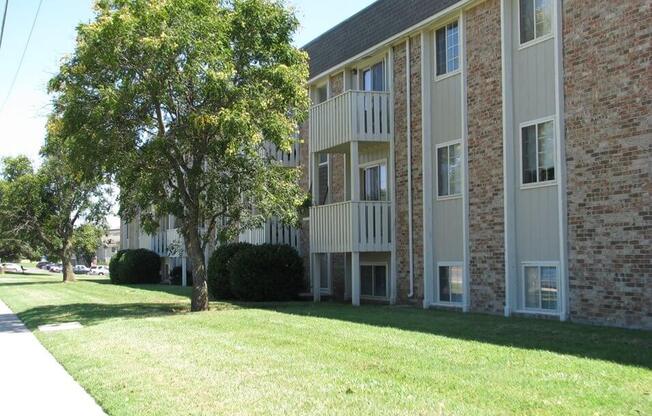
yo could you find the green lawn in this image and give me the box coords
[0,274,650,415]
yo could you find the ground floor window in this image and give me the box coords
[437,264,463,304]
[361,264,387,298]
[319,254,330,292]
[523,263,559,312]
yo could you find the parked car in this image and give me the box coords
[1,263,21,273]
[49,264,63,273]
[36,261,49,269]
[43,263,55,270]
[73,265,90,274]
[88,265,109,276]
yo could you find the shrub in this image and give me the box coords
[110,248,161,284]
[228,244,303,301]
[207,242,252,299]
[109,249,127,283]
[170,265,193,287]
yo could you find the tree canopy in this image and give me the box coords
[49,0,309,310]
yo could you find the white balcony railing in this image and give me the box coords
[239,218,301,253]
[310,201,392,253]
[262,141,300,167]
[309,90,393,153]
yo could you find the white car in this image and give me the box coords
[1,263,21,273]
[49,264,63,273]
[89,265,109,276]
[73,265,90,274]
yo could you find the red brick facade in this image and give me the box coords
[563,0,652,328]
[465,0,505,315]
[393,35,424,303]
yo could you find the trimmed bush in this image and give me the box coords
[228,244,303,301]
[109,249,127,282]
[207,242,252,299]
[109,248,161,284]
[170,265,193,287]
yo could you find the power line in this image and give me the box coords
[0,0,43,115]
[0,0,8,51]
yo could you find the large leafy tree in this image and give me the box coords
[0,157,41,261]
[49,0,309,310]
[73,223,107,266]
[0,146,110,282]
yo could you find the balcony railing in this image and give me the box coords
[310,201,392,253]
[239,218,301,253]
[263,141,300,167]
[309,90,393,153]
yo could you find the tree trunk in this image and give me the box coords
[185,227,208,311]
[61,242,75,283]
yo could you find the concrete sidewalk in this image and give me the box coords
[0,300,106,416]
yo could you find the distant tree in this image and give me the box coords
[0,157,41,262]
[49,0,309,310]
[73,223,107,266]
[1,143,110,282]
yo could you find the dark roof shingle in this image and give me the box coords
[303,0,460,78]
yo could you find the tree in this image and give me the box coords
[0,157,41,261]
[0,147,110,282]
[49,0,309,310]
[73,223,107,266]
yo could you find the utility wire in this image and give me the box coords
[0,0,8,52]
[0,0,43,115]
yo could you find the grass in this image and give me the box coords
[0,274,650,416]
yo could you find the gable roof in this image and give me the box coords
[303,0,460,79]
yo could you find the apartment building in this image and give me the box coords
[284,0,650,329]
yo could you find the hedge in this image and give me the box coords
[109,248,161,284]
[228,244,303,301]
[170,265,193,287]
[207,242,252,300]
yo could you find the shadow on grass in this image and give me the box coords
[18,302,189,330]
[261,302,652,369]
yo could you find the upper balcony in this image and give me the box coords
[309,90,393,153]
[310,201,392,253]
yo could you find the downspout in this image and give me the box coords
[406,37,414,298]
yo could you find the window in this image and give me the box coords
[437,142,462,197]
[361,264,387,298]
[438,264,463,304]
[319,254,330,292]
[435,21,459,77]
[519,0,552,45]
[316,84,328,104]
[361,163,388,201]
[318,154,329,205]
[523,264,558,311]
[521,120,554,185]
[362,62,384,92]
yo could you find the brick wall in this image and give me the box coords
[563,0,652,329]
[393,34,424,303]
[328,72,347,298]
[465,0,505,315]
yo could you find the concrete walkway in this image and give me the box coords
[0,300,106,416]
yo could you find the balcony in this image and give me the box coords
[239,218,301,253]
[309,201,392,253]
[309,90,393,153]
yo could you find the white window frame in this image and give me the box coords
[517,0,554,50]
[317,153,330,205]
[319,253,332,295]
[433,19,461,81]
[434,261,464,307]
[359,58,386,92]
[519,116,557,190]
[519,261,560,315]
[435,139,463,200]
[360,261,389,300]
[359,158,389,202]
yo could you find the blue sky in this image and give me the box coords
[0,0,375,162]
[0,0,375,227]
